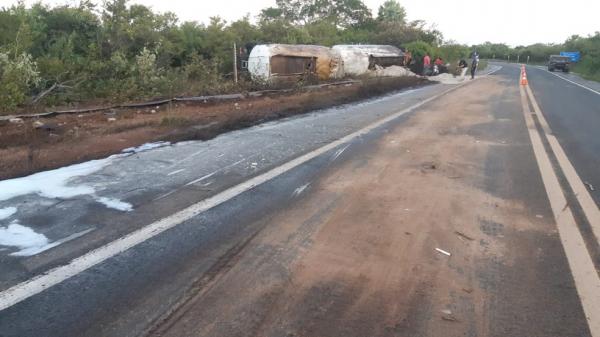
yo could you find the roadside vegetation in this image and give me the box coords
[472,34,600,81]
[0,0,476,115]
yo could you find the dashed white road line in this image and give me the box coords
[167,169,185,176]
[0,67,501,312]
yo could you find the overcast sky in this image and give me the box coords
[1,0,599,46]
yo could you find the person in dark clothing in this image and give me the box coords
[458,59,468,78]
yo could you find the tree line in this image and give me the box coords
[0,0,598,113]
[472,35,600,80]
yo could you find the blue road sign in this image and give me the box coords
[560,51,581,62]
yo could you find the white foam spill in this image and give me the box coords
[0,158,112,202]
[0,221,58,256]
[96,197,133,212]
[122,141,171,154]
[0,207,17,221]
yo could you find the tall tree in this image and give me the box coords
[262,0,372,28]
[377,0,406,24]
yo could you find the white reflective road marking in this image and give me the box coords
[524,85,600,246]
[538,68,600,96]
[519,84,600,337]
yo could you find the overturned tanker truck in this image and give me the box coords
[247,44,343,83]
[332,44,406,76]
[247,44,406,82]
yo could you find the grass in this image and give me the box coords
[160,116,194,127]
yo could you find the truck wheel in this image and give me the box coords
[548,67,553,72]
[563,69,569,73]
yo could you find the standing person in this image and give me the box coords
[434,56,445,74]
[403,49,412,67]
[458,58,468,79]
[422,53,431,76]
[470,51,479,79]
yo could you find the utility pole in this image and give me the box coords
[527,55,530,64]
[233,42,238,84]
[517,54,520,63]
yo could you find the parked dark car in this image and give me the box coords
[548,55,570,72]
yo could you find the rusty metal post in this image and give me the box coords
[233,42,238,84]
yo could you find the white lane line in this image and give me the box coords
[519,85,600,337]
[167,149,209,168]
[153,189,178,201]
[533,67,600,96]
[52,228,96,247]
[524,85,600,245]
[292,183,310,197]
[185,157,248,186]
[185,172,216,186]
[167,169,185,176]
[0,67,501,312]
[331,145,349,161]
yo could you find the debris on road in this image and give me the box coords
[428,73,466,84]
[462,287,474,293]
[422,162,437,170]
[441,314,459,322]
[435,248,452,256]
[441,309,459,322]
[454,230,475,241]
[372,65,417,77]
[584,181,595,191]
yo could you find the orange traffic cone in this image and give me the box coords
[520,72,528,85]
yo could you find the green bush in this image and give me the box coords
[0,52,40,112]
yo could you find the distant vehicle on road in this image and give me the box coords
[547,55,570,72]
